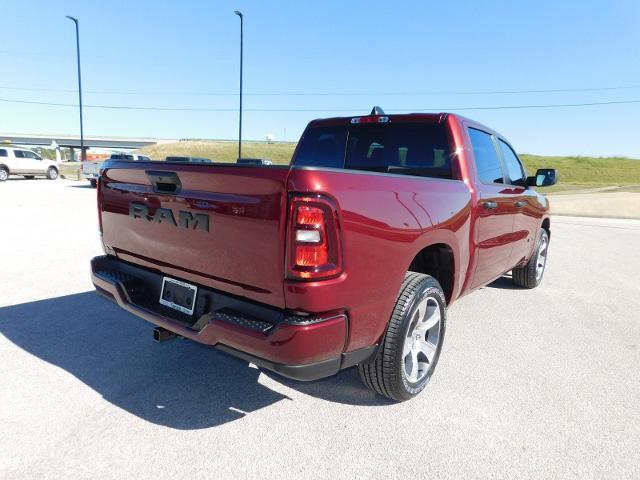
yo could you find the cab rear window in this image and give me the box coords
[293,123,453,179]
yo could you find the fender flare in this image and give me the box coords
[366,232,461,358]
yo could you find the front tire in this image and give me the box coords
[512,229,549,288]
[46,167,58,180]
[89,179,97,188]
[358,272,447,402]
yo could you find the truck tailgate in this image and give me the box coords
[100,162,290,308]
[82,161,101,175]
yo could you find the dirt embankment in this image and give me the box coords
[548,190,640,219]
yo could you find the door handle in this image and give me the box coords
[482,201,498,210]
[514,200,527,208]
[146,170,182,194]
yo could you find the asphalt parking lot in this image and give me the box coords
[1,178,639,479]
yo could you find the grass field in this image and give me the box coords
[58,162,83,180]
[56,140,640,193]
[519,154,640,192]
[140,140,296,165]
[139,141,640,192]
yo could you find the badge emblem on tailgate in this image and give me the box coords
[129,202,210,232]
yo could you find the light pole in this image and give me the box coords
[66,15,85,162]
[234,10,243,161]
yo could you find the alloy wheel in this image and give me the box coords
[535,235,548,280]
[402,296,442,383]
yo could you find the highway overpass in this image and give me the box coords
[0,133,171,149]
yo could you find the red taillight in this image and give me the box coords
[297,206,324,227]
[287,195,342,280]
[295,245,328,267]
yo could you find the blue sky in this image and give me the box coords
[1,0,639,157]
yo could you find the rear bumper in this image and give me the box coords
[90,255,374,381]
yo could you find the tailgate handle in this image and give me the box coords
[146,171,182,194]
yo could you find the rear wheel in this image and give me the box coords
[358,272,446,402]
[89,179,97,188]
[0,167,8,182]
[46,167,58,180]
[512,229,549,288]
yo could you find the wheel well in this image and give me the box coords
[0,164,9,172]
[408,243,454,303]
[542,218,551,239]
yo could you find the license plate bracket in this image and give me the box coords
[159,277,198,315]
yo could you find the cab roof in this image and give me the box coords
[307,112,449,128]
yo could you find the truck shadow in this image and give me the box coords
[485,274,521,290]
[0,292,388,430]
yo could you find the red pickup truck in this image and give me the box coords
[91,110,557,401]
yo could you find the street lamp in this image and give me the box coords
[66,15,85,162]
[234,10,243,161]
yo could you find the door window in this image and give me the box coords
[498,140,526,185]
[468,128,503,184]
[13,150,26,158]
[22,150,41,160]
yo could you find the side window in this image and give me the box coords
[14,150,25,158]
[498,140,525,185]
[294,127,348,169]
[0,149,7,157]
[468,128,503,184]
[23,151,40,160]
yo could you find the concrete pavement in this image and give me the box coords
[1,178,639,479]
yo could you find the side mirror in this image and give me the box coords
[527,168,557,187]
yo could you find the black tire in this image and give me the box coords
[46,167,59,180]
[89,179,97,188]
[24,175,35,179]
[0,166,8,182]
[358,272,447,402]
[512,228,549,289]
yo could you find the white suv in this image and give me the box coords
[0,146,59,181]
